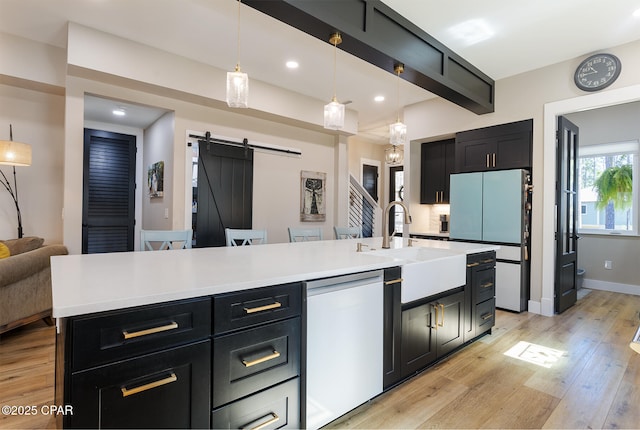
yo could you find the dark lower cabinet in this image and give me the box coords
[464,251,496,342]
[211,378,300,429]
[400,290,464,379]
[383,267,402,389]
[67,340,211,429]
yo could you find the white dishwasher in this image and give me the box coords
[305,270,384,430]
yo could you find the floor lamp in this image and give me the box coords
[0,125,32,238]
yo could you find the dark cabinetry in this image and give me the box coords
[211,282,302,429]
[455,119,532,172]
[464,251,496,342]
[60,297,212,429]
[420,139,455,204]
[400,290,464,378]
[383,267,402,389]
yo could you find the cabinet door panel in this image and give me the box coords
[71,297,211,371]
[383,268,402,389]
[454,138,495,172]
[436,291,464,357]
[213,318,300,408]
[449,172,483,241]
[401,304,436,377]
[211,378,300,429]
[67,340,210,429]
[421,142,445,204]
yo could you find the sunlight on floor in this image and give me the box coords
[504,341,566,368]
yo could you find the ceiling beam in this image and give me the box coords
[244,0,495,115]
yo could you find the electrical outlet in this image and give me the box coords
[164,208,169,219]
[605,260,613,270]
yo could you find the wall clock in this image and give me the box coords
[574,53,621,92]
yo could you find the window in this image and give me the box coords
[578,141,638,235]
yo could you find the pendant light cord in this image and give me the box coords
[395,65,402,123]
[332,38,338,100]
[235,0,241,71]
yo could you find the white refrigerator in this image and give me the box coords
[449,169,531,312]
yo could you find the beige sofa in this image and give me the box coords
[0,237,68,334]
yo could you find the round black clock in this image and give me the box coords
[574,53,621,92]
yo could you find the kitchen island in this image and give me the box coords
[51,237,498,429]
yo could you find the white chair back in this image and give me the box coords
[334,226,363,239]
[288,227,323,242]
[225,228,268,246]
[140,229,192,251]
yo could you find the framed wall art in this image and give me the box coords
[300,170,326,222]
[148,161,164,198]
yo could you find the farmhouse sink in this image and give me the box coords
[369,246,466,303]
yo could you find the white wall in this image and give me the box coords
[0,84,64,243]
[143,112,175,231]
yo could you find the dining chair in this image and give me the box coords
[140,229,193,251]
[334,226,363,240]
[225,228,268,246]
[288,227,323,242]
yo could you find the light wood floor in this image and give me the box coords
[1,289,639,429]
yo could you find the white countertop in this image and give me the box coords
[51,237,498,318]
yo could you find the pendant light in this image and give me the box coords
[323,32,345,130]
[386,63,406,165]
[226,0,249,108]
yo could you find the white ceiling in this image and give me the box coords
[2,0,640,140]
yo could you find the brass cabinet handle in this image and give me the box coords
[385,278,403,285]
[123,322,178,340]
[244,301,282,314]
[439,303,445,327]
[486,153,490,168]
[435,191,439,202]
[482,313,493,321]
[242,350,281,367]
[466,262,480,267]
[432,304,438,330]
[481,282,494,289]
[245,413,280,430]
[121,373,177,397]
[492,153,496,167]
[481,259,494,264]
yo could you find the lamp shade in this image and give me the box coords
[226,69,249,108]
[389,121,407,146]
[0,140,32,166]
[324,98,345,130]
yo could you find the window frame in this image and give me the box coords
[577,140,638,237]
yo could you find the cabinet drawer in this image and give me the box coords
[213,318,300,408]
[211,378,300,429]
[467,251,495,267]
[476,298,495,333]
[70,297,211,371]
[213,282,302,335]
[475,269,495,304]
[67,340,210,429]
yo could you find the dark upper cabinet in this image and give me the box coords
[455,119,532,172]
[420,139,455,204]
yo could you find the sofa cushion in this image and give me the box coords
[0,236,44,256]
[0,243,9,259]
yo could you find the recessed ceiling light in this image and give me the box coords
[286,60,299,69]
[112,108,126,116]
[374,95,385,102]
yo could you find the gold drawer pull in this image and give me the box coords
[245,413,280,430]
[123,322,178,340]
[481,259,495,264]
[466,262,480,267]
[244,302,282,314]
[121,373,177,397]
[385,278,403,285]
[481,282,494,289]
[242,350,281,367]
[481,313,493,321]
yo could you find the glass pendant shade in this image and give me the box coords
[385,145,404,165]
[226,68,249,108]
[324,97,345,130]
[389,121,407,146]
[0,140,32,166]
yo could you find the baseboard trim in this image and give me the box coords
[584,278,640,296]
